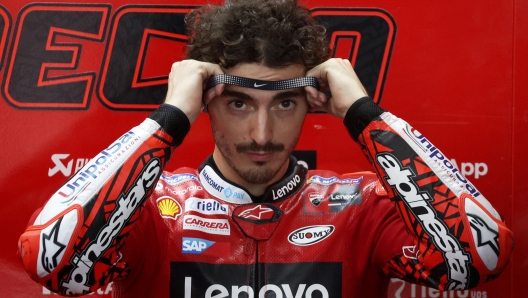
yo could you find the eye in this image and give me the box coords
[229,100,247,110]
[277,100,295,110]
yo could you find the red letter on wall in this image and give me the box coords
[97,6,190,110]
[2,4,109,109]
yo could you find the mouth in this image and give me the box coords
[246,151,274,162]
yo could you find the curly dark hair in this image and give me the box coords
[185,0,330,69]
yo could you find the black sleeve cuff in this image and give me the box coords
[343,97,386,142]
[148,104,191,146]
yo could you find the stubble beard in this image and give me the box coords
[213,130,295,185]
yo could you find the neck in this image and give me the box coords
[212,147,290,196]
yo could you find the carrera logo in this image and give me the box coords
[288,225,335,246]
[183,215,230,235]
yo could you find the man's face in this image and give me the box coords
[208,63,308,186]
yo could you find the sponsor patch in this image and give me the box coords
[307,175,362,186]
[327,184,362,212]
[183,215,230,235]
[160,173,198,185]
[181,237,230,256]
[157,196,182,220]
[377,152,471,290]
[170,262,342,297]
[62,157,161,294]
[288,225,335,246]
[199,166,252,204]
[233,204,282,241]
[309,193,324,207]
[185,197,228,215]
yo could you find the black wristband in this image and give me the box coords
[148,104,191,146]
[343,97,386,142]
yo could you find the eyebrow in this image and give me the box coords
[221,89,305,101]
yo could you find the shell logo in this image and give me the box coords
[156,196,182,220]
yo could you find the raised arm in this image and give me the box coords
[17,60,223,296]
[306,58,514,290]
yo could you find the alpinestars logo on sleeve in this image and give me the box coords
[41,218,66,273]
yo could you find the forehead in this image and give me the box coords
[224,63,306,81]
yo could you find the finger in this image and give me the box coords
[305,86,319,102]
[203,87,217,107]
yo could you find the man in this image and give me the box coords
[18,0,513,297]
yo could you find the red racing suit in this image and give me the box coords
[18,98,513,297]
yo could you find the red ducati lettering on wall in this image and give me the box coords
[0,5,395,110]
[3,4,110,109]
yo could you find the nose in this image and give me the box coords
[249,108,273,146]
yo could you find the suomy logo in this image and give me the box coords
[376,152,470,290]
[288,225,335,246]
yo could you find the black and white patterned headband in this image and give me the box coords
[206,74,320,91]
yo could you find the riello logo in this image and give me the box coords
[0,5,394,110]
[288,225,335,246]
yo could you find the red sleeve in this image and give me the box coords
[17,105,188,296]
[346,98,514,290]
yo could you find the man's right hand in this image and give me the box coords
[164,60,224,123]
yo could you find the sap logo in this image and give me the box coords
[182,237,215,254]
[48,154,90,177]
[288,225,335,246]
[184,277,329,298]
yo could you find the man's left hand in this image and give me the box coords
[305,58,368,118]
